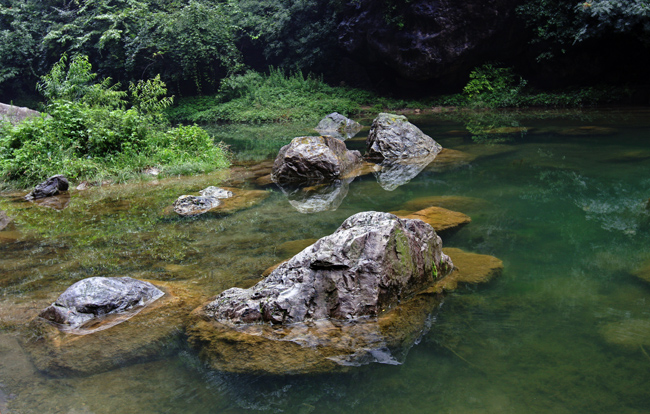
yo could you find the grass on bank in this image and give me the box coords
[0,55,229,189]
[167,64,635,125]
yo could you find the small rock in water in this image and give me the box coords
[199,186,233,199]
[25,175,69,200]
[173,195,221,216]
[39,276,164,331]
[0,210,11,231]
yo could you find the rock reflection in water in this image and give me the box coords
[373,153,437,191]
[276,177,354,213]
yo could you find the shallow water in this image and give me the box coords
[2,108,650,413]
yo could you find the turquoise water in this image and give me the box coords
[1,108,650,413]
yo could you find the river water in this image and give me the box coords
[1,108,649,413]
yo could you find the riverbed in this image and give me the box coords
[1,108,649,413]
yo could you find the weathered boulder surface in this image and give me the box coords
[366,113,442,160]
[187,239,506,375]
[173,195,222,216]
[25,175,69,201]
[39,277,164,331]
[200,211,453,325]
[272,135,362,184]
[315,112,363,140]
[23,281,203,377]
[337,0,524,82]
[0,102,41,124]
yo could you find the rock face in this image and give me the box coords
[337,0,524,82]
[25,175,69,201]
[315,112,362,140]
[39,277,164,331]
[202,211,453,325]
[272,135,362,184]
[366,113,442,160]
[0,102,41,124]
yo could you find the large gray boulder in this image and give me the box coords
[271,135,362,184]
[203,211,453,325]
[39,277,164,331]
[366,113,442,160]
[315,112,362,140]
[25,175,69,200]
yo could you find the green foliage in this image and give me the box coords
[463,64,527,108]
[517,0,650,59]
[234,0,342,72]
[171,68,378,124]
[0,55,228,187]
[0,0,243,96]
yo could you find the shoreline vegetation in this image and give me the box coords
[0,60,641,190]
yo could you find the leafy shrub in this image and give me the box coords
[463,64,528,108]
[0,55,228,187]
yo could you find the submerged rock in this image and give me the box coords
[272,135,362,184]
[25,175,69,201]
[173,195,221,216]
[558,126,617,136]
[366,113,442,160]
[315,112,363,140]
[0,210,11,231]
[432,248,504,292]
[172,186,264,217]
[393,206,471,236]
[39,277,164,331]
[600,319,650,348]
[23,281,202,377]
[400,195,489,213]
[201,211,452,325]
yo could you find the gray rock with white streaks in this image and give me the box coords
[39,277,164,330]
[315,112,362,140]
[203,211,453,325]
[173,195,221,216]
[272,135,362,184]
[366,113,442,160]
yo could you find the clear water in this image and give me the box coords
[1,108,650,413]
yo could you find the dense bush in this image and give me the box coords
[0,55,228,187]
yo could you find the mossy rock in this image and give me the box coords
[632,262,650,284]
[393,206,471,235]
[428,248,504,292]
[187,288,445,375]
[558,126,617,136]
[600,319,650,348]
[400,195,490,214]
[19,281,203,377]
